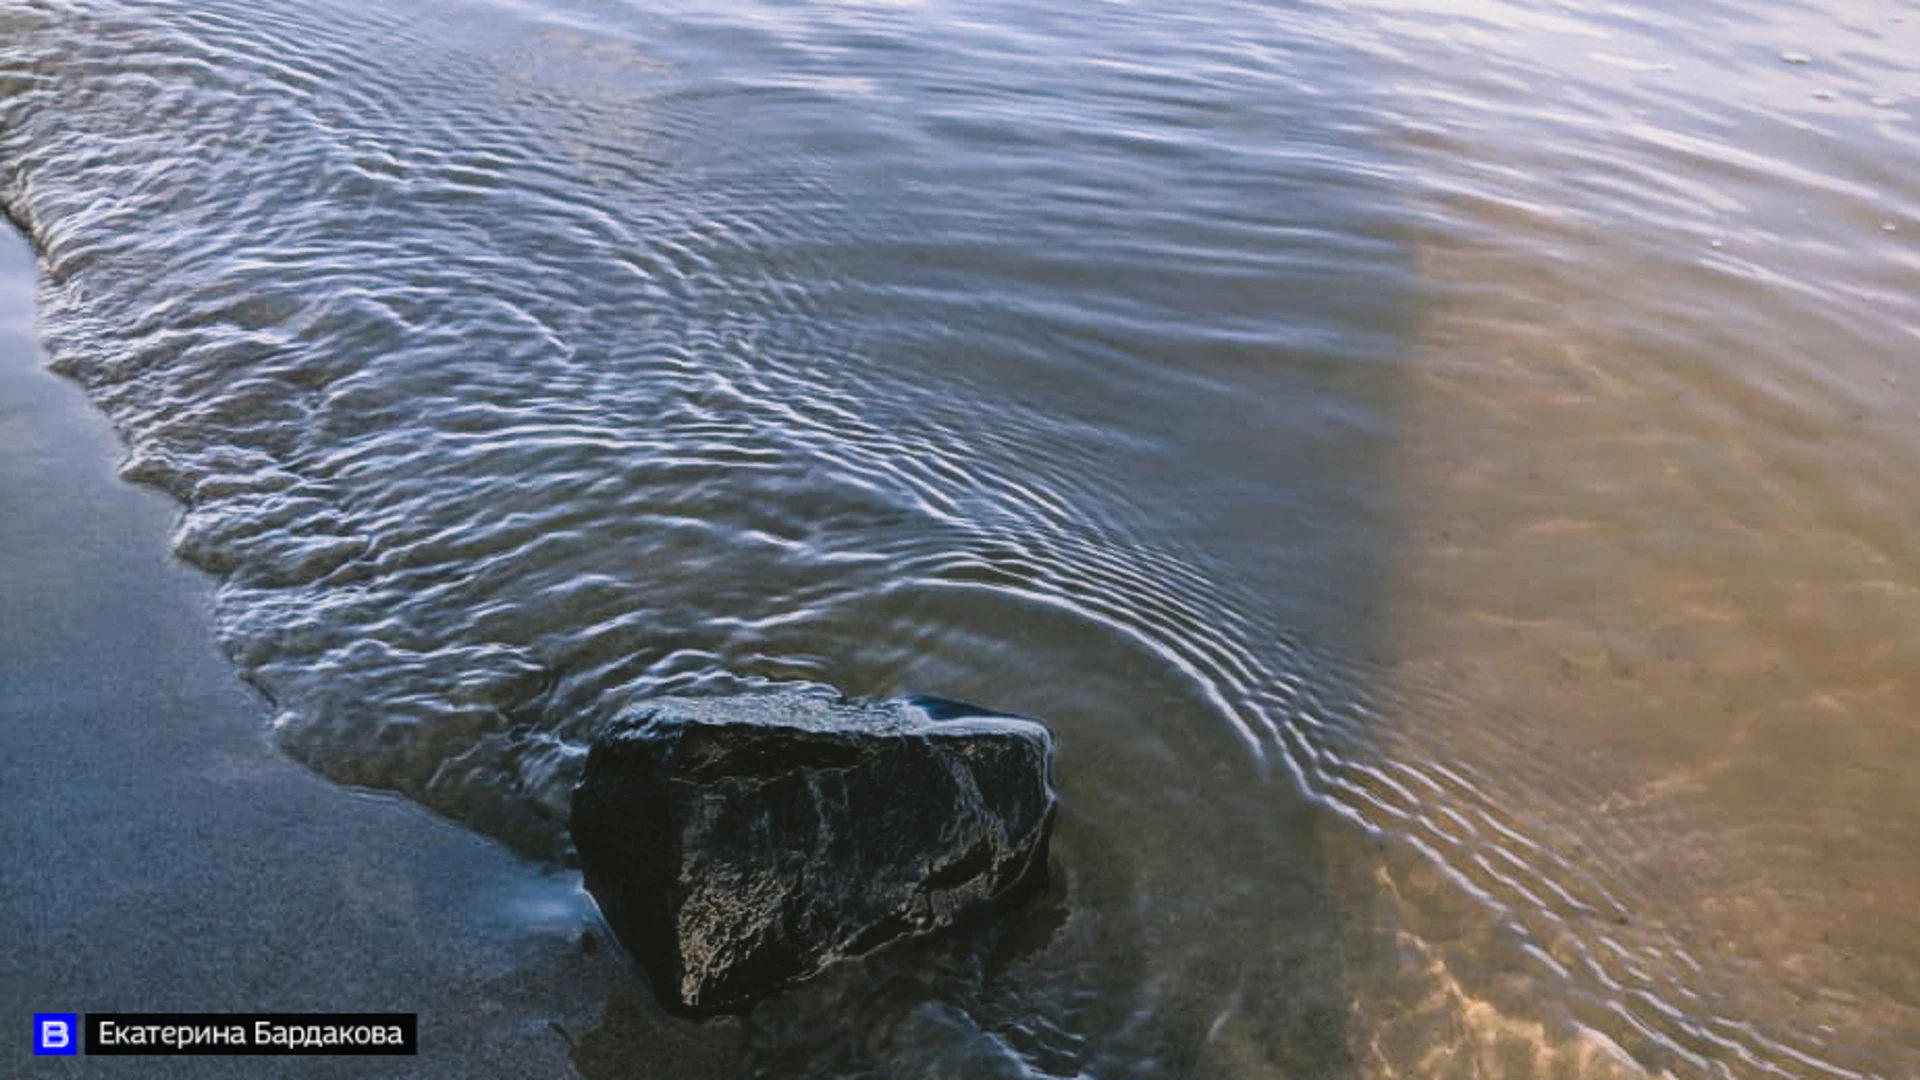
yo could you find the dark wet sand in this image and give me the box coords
[0,230,742,1077]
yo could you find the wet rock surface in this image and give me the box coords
[570,690,1057,1016]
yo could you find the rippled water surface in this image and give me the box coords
[2,0,1917,1076]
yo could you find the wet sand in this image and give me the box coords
[0,229,739,1077]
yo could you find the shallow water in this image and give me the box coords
[1,0,1916,1076]
[0,227,652,1080]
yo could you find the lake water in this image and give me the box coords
[1,0,1915,1076]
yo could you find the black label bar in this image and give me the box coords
[84,1013,417,1055]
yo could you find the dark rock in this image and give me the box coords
[570,690,1057,1017]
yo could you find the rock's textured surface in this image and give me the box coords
[570,690,1057,1016]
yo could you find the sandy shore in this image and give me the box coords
[0,229,744,1078]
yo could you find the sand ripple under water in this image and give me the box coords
[2,0,1916,1075]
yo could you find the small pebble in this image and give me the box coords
[1812,90,1835,101]
[1885,223,1900,233]
[1778,50,1811,65]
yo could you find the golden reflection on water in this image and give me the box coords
[1367,0,1920,1072]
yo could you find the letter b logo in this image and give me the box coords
[34,1014,77,1056]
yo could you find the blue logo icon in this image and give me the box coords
[34,1014,78,1056]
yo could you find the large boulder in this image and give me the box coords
[570,690,1057,1017]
